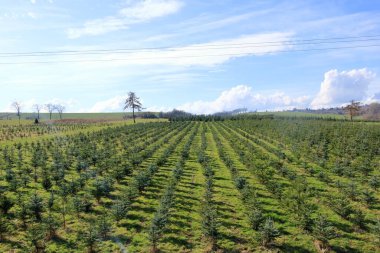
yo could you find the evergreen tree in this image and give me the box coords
[43,213,60,240]
[0,215,11,242]
[26,223,46,253]
[201,204,218,246]
[258,218,280,247]
[0,194,14,215]
[248,208,265,230]
[81,224,99,253]
[97,216,111,240]
[312,214,336,251]
[29,193,44,221]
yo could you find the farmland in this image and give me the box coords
[0,118,379,252]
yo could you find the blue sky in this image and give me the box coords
[0,0,380,113]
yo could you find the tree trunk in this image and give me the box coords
[62,202,66,229]
[133,106,135,123]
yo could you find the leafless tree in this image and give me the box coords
[33,104,43,120]
[45,103,55,120]
[11,101,21,123]
[55,104,65,119]
[345,100,361,121]
[124,92,143,123]
[363,102,380,120]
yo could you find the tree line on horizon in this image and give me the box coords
[3,94,380,122]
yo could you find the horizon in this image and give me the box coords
[1,0,380,113]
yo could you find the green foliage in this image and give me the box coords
[97,216,111,240]
[312,215,336,249]
[80,223,99,253]
[330,196,354,219]
[235,176,247,190]
[91,177,113,203]
[258,218,280,247]
[111,200,129,224]
[0,194,14,215]
[26,223,46,252]
[349,209,366,230]
[201,204,218,239]
[0,215,11,241]
[43,213,60,240]
[28,193,44,221]
[248,208,265,230]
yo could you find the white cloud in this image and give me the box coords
[311,68,376,108]
[88,95,125,112]
[30,0,36,4]
[177,85,310,114]
[145,105,172,112]
[70,32,293,67]
[27,12,37,19]
[119,0,182,21]
[67,0,183,39]
[363,92,380,105]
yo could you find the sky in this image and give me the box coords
[0,0,380,114]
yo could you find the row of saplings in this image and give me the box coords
[148,124,197,252]
[0,133,187,252]
[209,125,344,252]
[195,127,281,251]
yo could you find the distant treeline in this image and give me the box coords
[288,102,380,120]
[153,108,380,122]
[157,109,274,121]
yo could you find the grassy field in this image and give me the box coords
[253,111,347,119]
[0,111,354,121]
[0,117,379,252]
[0,112,134,121]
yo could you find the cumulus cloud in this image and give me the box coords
[177,85,310,114]
[88,95,125,112]
[67,0,183,38]
[311,68,376,108]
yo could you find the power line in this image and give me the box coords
[0,37,379,58]
[0,44,378,65]
[0,34,379,57]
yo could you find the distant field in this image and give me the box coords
[0,112,133,121]
[253,111,348,119]
[0,118,164,144]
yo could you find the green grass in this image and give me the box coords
[252,111,347,119]
[0,112,158,121]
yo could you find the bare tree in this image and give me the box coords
[363,102,380,120]
[11,101,21,123]
[345,100,361,121]
[33,104,43,120]
[45,104,55,120]
[124,92,143,123]
[55,104,65,119]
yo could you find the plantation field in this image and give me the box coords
[0,118,379,252]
